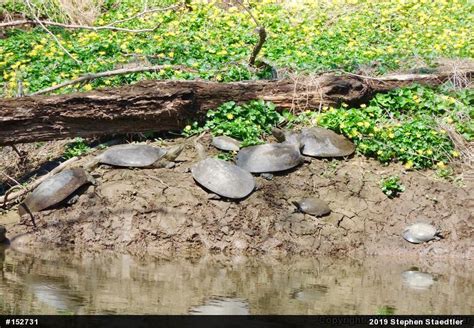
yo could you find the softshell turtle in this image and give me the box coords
[212,136,241,152]
[236,143,303,173]
[87,143,183,169]
[402,222,439,244]
[300,127,355,157]
[192,143,255,199]
[293,198,331,217]
[18,168,94,216]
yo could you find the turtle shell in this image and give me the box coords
[301,127,355,157]
[18,168,93,215]
[96,144,166,167]
[293,198,331,217]
[236,144,303,173]
[212,136,241,152]
[402,223,438,244]
[192,158,255,199]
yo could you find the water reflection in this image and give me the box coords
[291,284,328,303]
[0,246,472,314]
[189,297,250,315]
[402,270,435,291]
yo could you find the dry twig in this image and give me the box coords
[24,0,81,64]
[0,3,181,33]
[32,65,197,95]
[234,0,267,67]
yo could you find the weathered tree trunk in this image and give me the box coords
[0,70,471,145]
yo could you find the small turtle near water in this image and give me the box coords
[236,143,303,173]
[192,142,255,199]
[18,168,94,217]
[86,143,183,169]
[211,136,241,152]
[402,223,439,244]
[293,198,331,217]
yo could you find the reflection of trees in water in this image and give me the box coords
[0,248,472,314]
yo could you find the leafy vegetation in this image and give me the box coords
[288,85,472,169]
[376,305,396,315]
[380,176,405,198]
[1,0,473,96]
[185,100,281,146]
[63,137,91,159]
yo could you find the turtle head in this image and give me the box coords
[164,144,185,161]
[271,128,286,142]
[194,141,207,161]
[272,128,302,149]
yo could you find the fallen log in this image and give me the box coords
[0,69,471,146]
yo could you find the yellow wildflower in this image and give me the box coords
[84,84,93,91]
[451,150,460,157]
[185,125,192,131]
[404,160,413,169]
[226,113,234,120]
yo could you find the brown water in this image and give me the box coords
[0,246,472,314]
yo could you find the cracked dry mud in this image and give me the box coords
[3,138,473,260]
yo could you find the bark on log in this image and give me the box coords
[0,70,471,146]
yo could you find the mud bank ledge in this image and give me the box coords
[2,139,473,260]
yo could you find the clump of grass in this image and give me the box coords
[380,176,405,198]
[63,137,91,159]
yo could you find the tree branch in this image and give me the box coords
[24,0,81,64]
[31,65,197,96]
[0,19,163,33]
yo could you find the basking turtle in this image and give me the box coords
[402,223,439,244]
[293,198,331,217]
[212,136,241,152]
[300,127,355,157]
[236,143,303,173]
[18,168,94,216]
[192,142,255,199]
[86,143,183,169]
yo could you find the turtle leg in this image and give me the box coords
[19,204,37,228]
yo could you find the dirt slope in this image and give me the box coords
[2,136,473,259]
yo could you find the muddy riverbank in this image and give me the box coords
[1,135,472,259]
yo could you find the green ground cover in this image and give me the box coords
[1,0,472,95]
[1,0,472,172]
